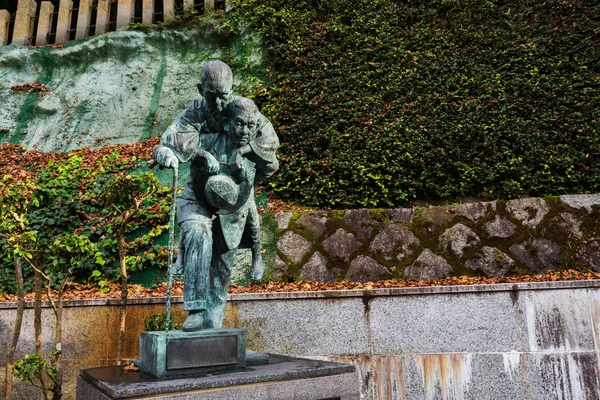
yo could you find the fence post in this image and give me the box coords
[13,0,37,45]
[142,0,153,24]
[96,0,109,34]
[163,0,175,20]
[0,10,9,46]
[204,0,214,13]
[116,0,134,30]
[35,1,55,45]
[184,0,194,11]
[55,0,72,43]
[75,0,92,39]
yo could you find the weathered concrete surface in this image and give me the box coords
[12,0,36,45]
[0,10,9,46]
[0,27,263,151]
[35,2,55,46]
[55,0,73,43]
[3,281,600,399]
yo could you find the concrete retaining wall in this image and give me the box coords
[1,280,600,399]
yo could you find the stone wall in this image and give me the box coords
[272,194,600,283]
[2,281,600,399]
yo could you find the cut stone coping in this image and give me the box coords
[2,280,600,309]
[80,354,356,398]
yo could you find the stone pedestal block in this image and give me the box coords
[0,10,9,46]
[116,0,134,31]
[96,0,110,34]
[77,354,358,399]
[137,328,246,379]
[13,0,37,45]
[55,0,73,43]
[75,0,92,40]
[35,2,55,46]
[136,329,246,378]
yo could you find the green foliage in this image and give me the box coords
[13,350,59,392]
[0,151,171,294]
[162,7,200,29]
[228,0,600,208]
[91,269,110,293]
[143,312,182,331]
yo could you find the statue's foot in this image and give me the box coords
[250,253,265,281]
[182,311,211,331]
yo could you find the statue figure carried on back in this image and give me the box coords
[151,60,279,332]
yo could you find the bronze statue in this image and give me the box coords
[152,61,279,331]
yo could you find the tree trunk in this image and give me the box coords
[34,269,43,357]
[116,230,128,366]
[52,289,64,400]
[4,258,24,400]
[33,268,52,400]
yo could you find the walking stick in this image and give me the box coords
[149,159,178,331]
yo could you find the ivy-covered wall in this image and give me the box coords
[232,0,600,208]
[272,194,600,282]
[1,1,598,209]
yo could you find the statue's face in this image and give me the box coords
[230,107,257,147]
[203,79,233,113]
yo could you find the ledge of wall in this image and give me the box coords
[2,279,600,309]
[2,281,600,399]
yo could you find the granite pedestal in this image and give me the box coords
[77,354,359,399]
[137,329,246,378]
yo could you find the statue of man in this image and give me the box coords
[151,61,279,331]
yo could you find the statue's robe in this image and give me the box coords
[160,95,279,268]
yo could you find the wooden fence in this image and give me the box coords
[0,0,229,47]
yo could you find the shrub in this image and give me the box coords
[231,0,600,208]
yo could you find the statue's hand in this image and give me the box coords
[238,144,252,157]
[196,151,220,175]
[152,146,179,169]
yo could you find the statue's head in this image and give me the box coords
[198,61,234,114]
[225,97,259,148]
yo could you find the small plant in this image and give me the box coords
[143,312,181,331]
[91,269,110,293]
[13,350,59,396]
[128,22,152,32]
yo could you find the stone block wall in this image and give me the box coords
[272,194,600,283]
